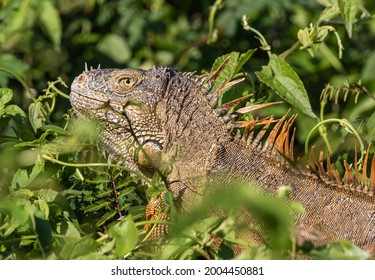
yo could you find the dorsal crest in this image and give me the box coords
[199,56,375,199]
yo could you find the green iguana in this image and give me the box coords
[69,61,375,253]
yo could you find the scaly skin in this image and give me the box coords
[70,66,375,252]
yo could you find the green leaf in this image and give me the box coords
[41,124,67,135]
[58,236,99,259]
[0,88,26,127]
[28,102,48,133]
[0,196,34,237]
[211,50,256,84]
[310,240,372,260]
[338,0,360,38]
[84,199,112,213]
[256,54,317,118]
[234,49,257,76]
[11,156,45,189]
[0,88,13,106]
[108,217,138,257]
[318,3,341,24]
[37,0,62,50]
[95,211,118,227]
[57,221,82,239]
[97,34,131,64]
[35,199,50,220]
[34,216,52,251]
[4,104,27,119]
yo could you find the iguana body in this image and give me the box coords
[70,63,375,252]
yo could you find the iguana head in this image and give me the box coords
[70,66,178,171]
[70,67,176,115]
[70,63,233,179]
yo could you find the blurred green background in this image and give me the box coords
[1,0,375,106]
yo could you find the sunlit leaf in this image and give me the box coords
[310,240,372,260]
[0,88,13,106]
[28,102,48,133]
[108,217,138,257]
[338,0,360,38]
[256,54,317,118]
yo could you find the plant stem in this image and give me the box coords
[280,41,301,59]
[305,118,366,164]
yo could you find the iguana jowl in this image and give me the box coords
[70,62,375,252]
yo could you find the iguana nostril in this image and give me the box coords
[77,74,86,83]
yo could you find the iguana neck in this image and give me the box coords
[160,73,231,159]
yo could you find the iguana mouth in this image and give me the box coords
[70,90,105,103]
[70,90,132,114]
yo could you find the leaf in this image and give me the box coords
[95,211,118,227]
[35,199,50,220]
[211,50,256,85]
[318,3,341,24]
[0,196,34,237]
[256,54,317,118]
[84,199,112,213]
[37,0,62,50]
[4,104,27,118]
[58,236,99,259]
[34,188,59,202]
[11,156,45,189]
[338,0,360,38]
[34,216,52,251]
[28,102,48,133]
[310,240,372,260]
[57,221,82,239]
[97,34,131,64]
[234,49,257,76]
[0,88,13,106]
[108,217,138,257]
[41,124,67,135]
[0,88,26,128]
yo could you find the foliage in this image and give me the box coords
[1,0,375,259]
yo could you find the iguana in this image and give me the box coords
[69,61,375,253]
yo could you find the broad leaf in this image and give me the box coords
[256,54,317,118]
[310,240,372,260]
[11,156,45,189]
[318,3,341,24]
[29,102,48,133]
[0,88,13,106]
[108,217,138,257]
[338,0,360,38]
[211,50,256,86]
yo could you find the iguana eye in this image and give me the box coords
[119,76,136,89]
[110,71,143,95]
[119,77,135,88]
